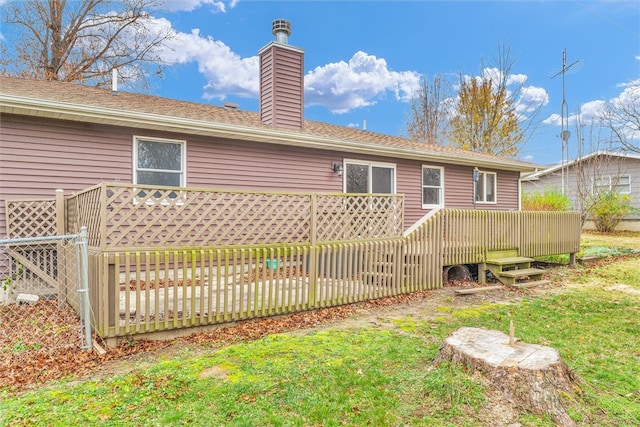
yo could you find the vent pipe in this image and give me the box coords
[111,69,118,95]
[272,19,291,44]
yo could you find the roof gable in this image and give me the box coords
[522,150,640,181]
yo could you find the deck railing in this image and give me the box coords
[63,183,404,250]
[4,184,581,344]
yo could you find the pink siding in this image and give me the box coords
[443,164,520,211]
[0,114,521,237]
[259,50,274,123]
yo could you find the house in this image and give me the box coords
[0,20,583,344]
[521,151,640,231]
[0,20,539,241]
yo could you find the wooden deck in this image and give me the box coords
[4,183,582,344]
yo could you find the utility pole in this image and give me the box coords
[552,49,579,195]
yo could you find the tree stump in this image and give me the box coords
[435,327,582,427]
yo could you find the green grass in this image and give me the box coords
[536,230,640,264]
[0,329,487,426]
[1,246,640,426]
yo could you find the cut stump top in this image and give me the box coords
[444,326,561,370]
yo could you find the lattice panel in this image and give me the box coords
[5,199,57,239]
[104,185,313,248]
[74,186,103,247]
[87,185,405,249]
[316,194,404,242]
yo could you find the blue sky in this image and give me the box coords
[6,0,640,166]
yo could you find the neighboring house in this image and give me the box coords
[0,20,538,239]
[521,151,640,231]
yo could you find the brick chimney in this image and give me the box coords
[258,19,304,130]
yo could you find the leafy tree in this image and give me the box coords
[405,74,452,144]
[0,0,174,89]
[405,45,543,157]
[448,74,522,157]
[446,45,534,158]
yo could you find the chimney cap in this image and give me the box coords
[272,19,291,43]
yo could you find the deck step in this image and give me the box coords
[455,285,504,295]
[509,279,551,289]
[498,268,545,278]
[486,256,534,266]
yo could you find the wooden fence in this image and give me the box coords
[4,183,581,344]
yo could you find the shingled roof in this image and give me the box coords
[0,76,538,172]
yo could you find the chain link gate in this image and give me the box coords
[0,227,92,374]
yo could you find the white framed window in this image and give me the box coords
[133,136,186,187]
[344,160,396,194]
[475,171,496,203]
[422,165,444,208]
[594,175,630,194]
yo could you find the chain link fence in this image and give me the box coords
[0,229,92,382]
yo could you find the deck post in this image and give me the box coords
[569,252,576,266]
[308,194,318,307]
[478,262,487,284]
[55,189,69,304]
[55,189,65,235]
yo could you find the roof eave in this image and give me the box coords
[0,95,537,173]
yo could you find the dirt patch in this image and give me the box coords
[605,283,640,295]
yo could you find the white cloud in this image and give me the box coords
[479,67,528,87]
[304,51,421,114]
[542,100,606,126]
[612,79,640,105]
[541,80,639,147]
[507,73,528,86]
[161,0,238,12]
[579,100,607,123]
[516,86,549,114]
[154,23,420,112]
[542,113,561,126]
[160,28,258,99]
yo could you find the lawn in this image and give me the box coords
[1,232,639,426]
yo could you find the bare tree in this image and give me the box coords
[572,112,633,230]
[601,80,640,153]
[405,74,452,144]
[573,118,611,223]
[0,0,174,89]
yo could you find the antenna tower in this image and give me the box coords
[551,49,579,195]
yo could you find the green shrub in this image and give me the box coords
[590,193,635,233]
[521,187,571,211]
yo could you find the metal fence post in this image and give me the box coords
[77,226,92,350]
